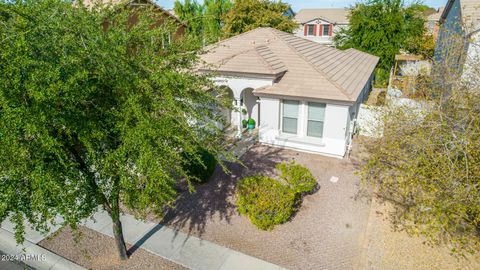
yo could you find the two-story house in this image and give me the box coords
[293,8,350,45]
[84,0,186,40]
[433,0,479,88]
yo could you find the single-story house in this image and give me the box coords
[293,8,350,45]
[199,28,378,158]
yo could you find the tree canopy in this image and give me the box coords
[174,0,232,44]
[222,0,296,38]
[334,0,431,71]
[174,0,205,37]
[0,0,229,259]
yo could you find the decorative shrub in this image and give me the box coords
[183,148,217,184]
[276,161,317,194]
[236,176,296,230]
[248,118,255,125]
[242,119,248,128]
[376,90,387,106]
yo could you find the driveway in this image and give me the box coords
[160,144,371,270]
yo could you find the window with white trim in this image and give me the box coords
[307,24,315,36]
[322,24,330,36]
[282,100,299,134]
[307,102,326,138]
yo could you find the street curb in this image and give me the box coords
[0,228,86,270]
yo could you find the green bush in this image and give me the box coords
[376,90,387,106]
[242,119,248,128]
[183,148,217,184]
[374,68,390,88]
[276,161,317,194]
[236,176,296,230]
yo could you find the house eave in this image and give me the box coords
[198,69,285,80]
[253,92,355,106]
[439,0,455,24]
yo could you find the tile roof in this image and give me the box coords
[294,8,350,24]
[199,28,379,103]
[201,46,287,76]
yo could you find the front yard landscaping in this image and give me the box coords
[236,162,317,230]
[158,144,372,270]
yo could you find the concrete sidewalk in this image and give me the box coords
[83,210,287,270]
[0,228,85,270]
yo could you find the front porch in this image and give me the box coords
[214,76,274,137]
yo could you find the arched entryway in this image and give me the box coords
[240,88,259,126]
[218,85,235,128]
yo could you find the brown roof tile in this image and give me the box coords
[200,28,379,103]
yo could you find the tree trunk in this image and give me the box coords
[112,213,128,260]
[68,139,129,260]
[105,195,128,260]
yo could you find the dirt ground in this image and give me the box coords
[39,226,186,270]
[362,196,480,270]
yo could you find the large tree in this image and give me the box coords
[203,0,232,42]
[173,0,204,37]
[173,0,232,44]
[0,0,229,260]
[222,0,296,38]
[334,0,428,84]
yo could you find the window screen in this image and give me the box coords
[282,100,299,134]
[307,102,326,138]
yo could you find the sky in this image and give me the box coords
[156,0,446,10]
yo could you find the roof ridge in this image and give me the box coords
[255,45,288,74]
[254,46,276,73]
[219,48,276,73]
[267,28,353,100]
[203,28,268,53]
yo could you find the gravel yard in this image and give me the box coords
[362,197,480,270]
[158,144,371,270]
[39,226,186,270]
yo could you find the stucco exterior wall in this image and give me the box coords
[213,76,273,99]
[256,72,373,158]
[213,75,274,127]
[258,97,350,158]
[461,31,480,86]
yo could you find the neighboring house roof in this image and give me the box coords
[166,9,176,18]
[441,0,480,34]
[200,28,379,103]
[427,7,444,21]
[294,8,350,24]
[82,0,186,26]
